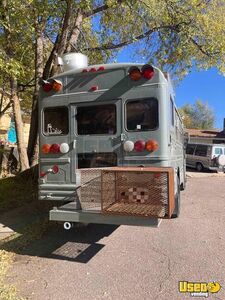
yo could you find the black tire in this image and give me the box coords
[196,162,203,172]
[172,176,180,218]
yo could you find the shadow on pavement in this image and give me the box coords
[2,222,118,264]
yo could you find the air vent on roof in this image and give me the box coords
[58,53,88,72]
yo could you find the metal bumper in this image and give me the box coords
[49,203,161,227]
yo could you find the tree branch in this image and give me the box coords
[84,0,124,18]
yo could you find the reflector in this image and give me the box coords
[98,66,105,71]
[52,165,59,174]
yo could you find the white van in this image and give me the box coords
[186,143,225,172]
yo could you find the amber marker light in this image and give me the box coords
[129,67,142,81]
[145,139,159,152]
[52,79,63,92]
[41,144,51,154]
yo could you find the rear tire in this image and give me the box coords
[196,162,203,172]
[172,176,180,218]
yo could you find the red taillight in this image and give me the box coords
[141,65,154,80]
[50,144,60,153]
[52,79,63,92]
[129,67,142,81]
[42,81,53,92]
[134,140,146,152]
[98,66,105,71]
[145,139,159,152]
[41,144,51,154]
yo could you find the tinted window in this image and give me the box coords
[77,104,116,135]
[214,148,223,155]
[44,107,68,135]
[186,144,196,155]
[78,153,117,168]
[195,145,208,157]
[126,98,158,131]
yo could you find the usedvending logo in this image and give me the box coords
[179,281,221,297]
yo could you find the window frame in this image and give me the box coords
[42,106,69,136]
[125,97,159,132]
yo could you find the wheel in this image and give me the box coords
[172,176,180,218]
[196,162,203,172]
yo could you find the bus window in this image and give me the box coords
[77,104,116,135]
[126,98,158,131]
[43,106,69,135]
[186,144,195,155]
[214,147,223,155]
[195,145,208,157]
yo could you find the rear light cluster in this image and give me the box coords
[42,79,63,92]
[123,139,158,153]
[41,143,69,154]
[129,64,154,81]
[82,66,105,73]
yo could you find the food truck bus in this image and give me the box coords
[39,53,186,229]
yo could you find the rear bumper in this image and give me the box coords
[49,203,161,227]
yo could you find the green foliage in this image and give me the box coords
[179,100,215,129]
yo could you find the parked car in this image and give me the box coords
[186,143,225,172]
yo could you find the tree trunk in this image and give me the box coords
[10,78,29,171]
[65,10,83,53]
[27,23,43,166]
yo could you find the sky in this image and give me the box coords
[116,48,225,130]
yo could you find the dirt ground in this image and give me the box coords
[4,176,225,300]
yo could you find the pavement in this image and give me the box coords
[2,175,225,300]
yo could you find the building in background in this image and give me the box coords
[186,119,225,144]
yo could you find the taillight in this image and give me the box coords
[52,165,59,174]
[42,81,53,92]
[52,79,63,92]
[134,140,146,152]
[129,65,154,81]
[42,79,63,92]
[90,67,97,72]
[141,65,154,80]
[41,144,51,154]
[50,143,60,153]
[129,67,142,81]
[145,139,159,152]
[90,86,98,91]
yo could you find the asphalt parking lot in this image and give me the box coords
[6,176,225,300]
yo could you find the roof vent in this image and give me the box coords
[58,53,88,72]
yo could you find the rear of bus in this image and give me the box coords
[39,58,179,225]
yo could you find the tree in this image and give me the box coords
[1,0,225,168]
[179,100,215,129]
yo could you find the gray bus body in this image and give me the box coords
[38,62,186,227]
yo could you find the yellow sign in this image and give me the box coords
[179,281,221,297]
